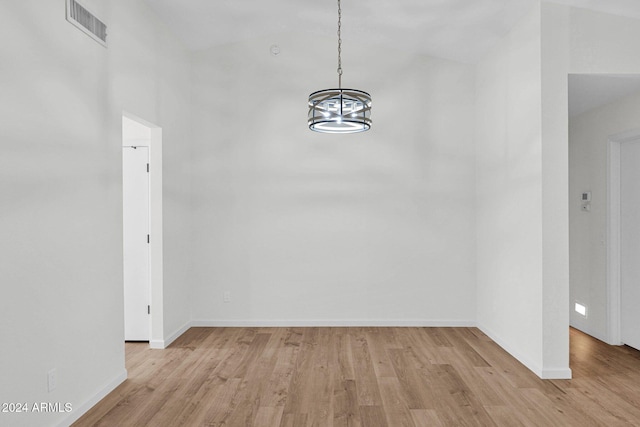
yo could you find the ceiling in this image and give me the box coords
[144,0,640,64]
[144,0,640,114]
[569,74,640,117]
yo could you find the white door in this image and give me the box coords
[123,146,150,341]
[621,140,640,351]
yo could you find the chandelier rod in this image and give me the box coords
[337,0,342,89]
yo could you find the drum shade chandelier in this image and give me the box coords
[308,0,371,133]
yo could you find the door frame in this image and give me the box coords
[122,112,165,349]
[607,128,640,345]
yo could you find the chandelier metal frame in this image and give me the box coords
[308,0,371,134]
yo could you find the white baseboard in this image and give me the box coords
[191,319,476,327]
[165,321,192,347]
[569,321,612,345]
[478,323,543,377]
[541,367,572,379]
[478,323,572,380]
[56,369,127,427]
[149,339,165,349]
[150,321,193,349]
[152,319,478,351]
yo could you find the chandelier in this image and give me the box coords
[308,0,372,134]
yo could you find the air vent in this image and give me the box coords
[66,0,107,47]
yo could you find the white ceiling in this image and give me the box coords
[144,1,640,113]
[144,0,640,64]
[569,74,640,117]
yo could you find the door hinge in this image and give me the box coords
[148,305,150,314]
[146,163,149,173]
[147,234,150,244]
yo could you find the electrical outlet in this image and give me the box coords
[48,368,57,392]
[223,291,231,303]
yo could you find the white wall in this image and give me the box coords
[475,4,546,376]
[569,89,640,341]
[108,0,193,346]
[541,1,571,378]
[475,2,640,380]
[190,33,477,325]
[0,1,192,425]
[6,8,639,423]
[544,4,640,349]
[0,2,121,426]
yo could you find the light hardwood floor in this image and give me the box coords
[73,327,640,426]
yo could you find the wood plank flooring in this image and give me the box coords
[72,327,640,426]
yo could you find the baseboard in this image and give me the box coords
[150,321,193,349]
[191,319,477,327]
[541,367,572,379]
[56,369,127,427]
[569,322,612,345]
[477,324,573,379]
[477,323,544,378]
[165,321,193,347]
[147,319,475,348]
[149,339,165,349]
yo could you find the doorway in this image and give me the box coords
[123,144,150,340]
[122,113,164,348]
[568,74,640,349]
[608,132,640,351]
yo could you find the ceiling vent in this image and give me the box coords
[66,0,107,47]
